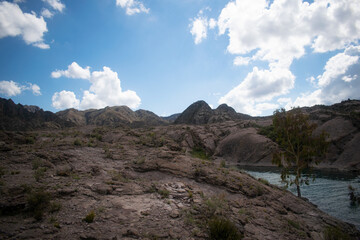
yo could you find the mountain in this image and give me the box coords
[161,113,181,123]
[0,98,74,131]
[56,106,168,127]
[174,100,251,124]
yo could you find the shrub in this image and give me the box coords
[220,160,226,168]
[83,210,95,223]
[158,189,170,199]
[208,216,242,240]
[324,226,351,240]
[34,167,47,182]
[25,136,35,144]
[258,178,270,186]
[73,139,82,146]
[27,189,51,220]
[49,202,62,213]
[191,147,209,160]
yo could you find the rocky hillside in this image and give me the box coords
[0,126,359,239]
[174,101,251,125]
[0,98,74,131]
[56,106,168,127]
[172,100,360,171]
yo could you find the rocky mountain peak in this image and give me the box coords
[174,100,213,125]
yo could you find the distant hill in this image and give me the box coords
[174,100,252,124]
[0,98,74,131]
[56,106,168,127]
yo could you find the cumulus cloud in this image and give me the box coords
[41,8,54,18]
[116,0,149,15]
[52,90,80,109]
[219,66,295,115]
[217,0,360,65]
[29,83,41,96]
[0,1,49,49]
[195,0,360,115]
[290,45,360,107]
[0,80,22,97]
[190,10,217,44]
[41,0,65,13]
[51,62,141,110]
[51,62,91,80]
[0,80,41,97]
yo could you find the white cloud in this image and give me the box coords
[13,0,25,3]
[190,15,208,45]
[194,0,360,115]
[208,18,217,29]
[217,0,360,66]
[317,51,359,87]
[116,0,149,15]
[51,63,141,110]
[42,0,65,13]
[219,66,295,115]
[0,80,22,97]
[29,83,41,96]
[0,1,49,49]
[51,62,91,80]
[291,45,360,107]
[190,9,218,44]
[233,56,251,66]
[52,90,80,109]
[0,80,41,97]
[41,8,54,18]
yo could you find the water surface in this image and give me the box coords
[240,166,360,230]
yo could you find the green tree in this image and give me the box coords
[272,108,328,197]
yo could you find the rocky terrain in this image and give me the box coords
[1,125,359,239]
[1,97,360,239]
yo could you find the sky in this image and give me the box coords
[0,0,360,117]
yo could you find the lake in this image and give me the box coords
[240,166,360,230]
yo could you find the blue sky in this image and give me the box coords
[0,0,359,116]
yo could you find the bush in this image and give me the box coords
[34,167,47,182]
[191,147,210,160]
[324,226,351,240]
[208,216,242,240]
[220,160,226,168]
[27,189,51,220]
[258,125,276,141]
[83,210,95,223]
[73,139,82,146]
[158,189,170,199]
[258,178,270,186]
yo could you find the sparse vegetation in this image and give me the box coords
[49,202,62,213]
[157,188,170,199]
[34,167,47,182]
[324,226,351,240]
[26,189,51,220]
[83,210,95,223]
[220,160,226,168]
[191,147,210,160]
[73,139,82,146]
[258,178,270,186]
[208,216,242,240]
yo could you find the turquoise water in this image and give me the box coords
[241,167,360,230]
